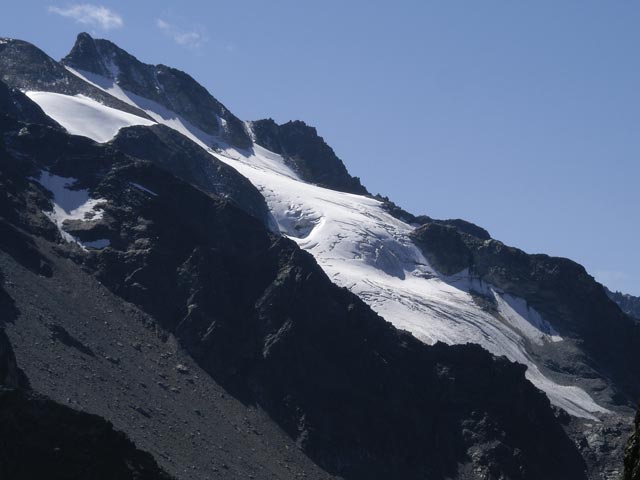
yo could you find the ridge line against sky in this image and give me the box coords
[3,1,639,295]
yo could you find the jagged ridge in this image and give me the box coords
[250,118,368,195]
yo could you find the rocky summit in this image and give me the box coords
[0,32,638,480]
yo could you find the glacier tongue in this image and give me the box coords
[25,84,609,420]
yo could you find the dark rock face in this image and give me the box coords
[376,194,491,238]
[442,218,491,240]
[109,124,272,225]
[0,89,590,480]
[626,407,640,480]
[411,223,640,407]
[0,388,173,480]
[607,288,640,321]
[0,38,151,119]
[250,118,368,195]
[0,81,58,128]
[408,223,473,275]
[62,32,251,148]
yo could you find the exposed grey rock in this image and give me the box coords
[250,118,368,195]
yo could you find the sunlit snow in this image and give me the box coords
[24,91,154,143]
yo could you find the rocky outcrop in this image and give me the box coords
[250,118,368,194]
[625,407,640,480]
[62,32,251,148]
[408,223,473,275]
[607,288,640,321]
[0,81,58,128]
[376,194,491,237]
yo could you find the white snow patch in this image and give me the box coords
[36,172,106,247]
[39,77,611,420]
[24,91,154,143]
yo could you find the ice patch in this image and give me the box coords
[36,172,107,247]
[494,292,563,345]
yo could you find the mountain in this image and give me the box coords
[0,32,638,479]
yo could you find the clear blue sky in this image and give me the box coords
[3,1,639,295]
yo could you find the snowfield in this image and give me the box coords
[25,91,154,143]
[26,79,610,420]
[36,171,108,249]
